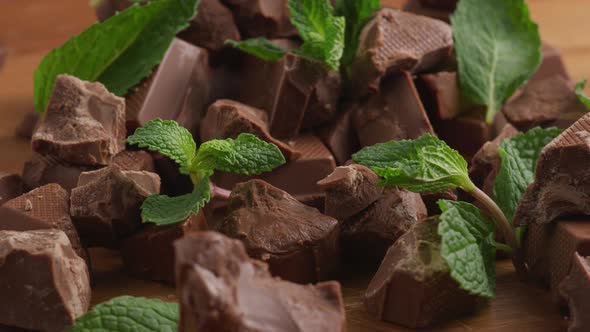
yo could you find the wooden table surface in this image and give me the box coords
[0,1,586,331]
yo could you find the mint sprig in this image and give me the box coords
[224,38,287,62]
[452,0,541,124]
[34,0,200,112]
[128,119,285,225]
[69,296,178,331]
[575,79,590,110]
[334,0,380,68]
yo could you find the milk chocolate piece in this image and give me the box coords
[318,105,360,165]
[503,76,587,131]
[403,0,452,23]
[523,223,554,283]
[70,166,161,247]
[532,43,570,83]
[0,173,22,205]
[220,180,340,283]
[175,231,346,332]
[112,150,156,172]
[200,99,300,160]
[32,75,126,165]
[14,111,39,139]
[121,212,207,284]
[126,38,212,134]
[354,72,434,148]
[352,8,453,95]
[435,111,491,159]
[560,253,590,332]
[0,230,90,332]
[514,114,590,227]
[417,71,466,120]
[364,220,479,328]
[22,153,98,192]
[318,164,383,221]
[221,0,297,38]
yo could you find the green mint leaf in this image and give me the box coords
[575,79,590,110]
[141,179,211,226]
[69,296,178,331]
[493,127,562,223]
[451,0,541,124]
[127,118,196,174]
[194,133,286,175]
[34,0,200,112]
[288,0,345,70]
[352,134,474,193]
[437,200,496,299]
[334,0,380,66]
[225,38,288,62]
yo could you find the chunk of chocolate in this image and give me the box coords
[0,173,22,205]
[560,253,590,332]
[175,231,346,332]
[0,230,90,332]
[200,99,300,160]
[317,164,383,221]
[126,38,212,134]
[417,71,466,120]
[121,212,207,284]
[32,74,126,165]
[503,76,587,131]
[317,104,360,165]
[523,223,554,283]
[532,43,570,83]
[112,150,156,172]
[514,114,590,227]
[22,153,98,192]
[14,111,39,139]
[403,0,452,23]
[364,220,480,328]
[221,0,297,38]
[419,190,458,216]
[220,180,340,283]
[70,166,161,247]
[434,111,491,160]
[354,72,434,148]
[352,8,453,95]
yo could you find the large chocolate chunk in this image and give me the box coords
[317,105,360,165]
[32,75,126,166]
[126,38,212,134]
[220,180,340,283]
[560,253,590,332]
[200,99,300,160]
[0,172,22,205]
[354,72,434,148]
[0,230,90,332]
[221,0,297,38]
[121,212,207,284]
[514,114,590,227]
[70,166,161,247]
[22,153,98,192]
[112,150,156,172]
[503,76,587,131]
[532,43,570,83]
[364,220,479,328]
[317,164,383,221]
[175,231,346,332]
[352,9,453,95]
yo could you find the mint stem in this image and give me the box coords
[210,182,231,200]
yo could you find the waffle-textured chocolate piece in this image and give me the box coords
[0,173,22,206]
[221,0,297,38]
[22,153,98,192]
[560,253,590,332]
[32,75,126,165]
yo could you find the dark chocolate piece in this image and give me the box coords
[420,190,458,216]
[532,43,570,83]
[221,0,297,38]
[22,153,98,192]
[354,72,434,148]
[0,230,90,332]
[175,231,346,332]
[502,76,587,131]
[32,74,126,166]
[153,153,194,196]
[0,173,22,205]
[317,105,360,165]
[200,99,300,160]
[364,220,479,328]
[352,8,453,95]
[125,38,212,134]
[434,111,491,160]
[419,0,457,10]
[560,253,590,332]
[14,111,39,139]
[70,166,161,247]
[112,150,156,172]
[220,179,340,283]
[121,212,207,284]
[317,164,383,221]
[514,114,590,227]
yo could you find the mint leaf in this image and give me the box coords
[334,0,380,66]
[452,0,541,124]
[438,200,496,299]
[127,118,196,174]
[575,79,590,110]
[225,38,287,62]
[194,133,286,175]
[353,134,474,193]
[493,127,562,223]
[34,0,200,112]
[288,0,345,71]
[141,179,211,225]
[70,296,178,331]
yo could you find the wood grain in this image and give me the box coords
[0,1,584,331]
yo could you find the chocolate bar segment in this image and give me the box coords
[559,253,590,332]
[0,173,22,206]
[175,231,346,332]
[220,179,340,283]
[0,230,90,332]
[221,0,297,38]
[22,153,98,192]
[32,74,126,165]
